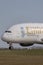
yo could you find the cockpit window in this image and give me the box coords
[5,31,11,33]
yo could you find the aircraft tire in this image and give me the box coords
[9,46,11,50]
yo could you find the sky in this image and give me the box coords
[0,0,43,48]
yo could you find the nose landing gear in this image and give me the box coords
[9,46,12,50]
[9,42,12,50]
[7,42,13,50]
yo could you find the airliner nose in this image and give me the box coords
[1,33,10,42]
[1,33,7,41]
[1,33,13,42]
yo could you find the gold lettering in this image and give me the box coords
[25,27,43,35]
[26,27,29,34]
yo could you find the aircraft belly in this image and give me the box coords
[12,34,43,43]
[14,35,38,43]
[24,35,38,42]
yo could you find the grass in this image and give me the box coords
[0,49,43,65]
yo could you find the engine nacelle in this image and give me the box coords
[20,43,33,46]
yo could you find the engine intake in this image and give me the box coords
[20,43,33,46]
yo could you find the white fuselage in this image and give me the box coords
[1,23,43,44]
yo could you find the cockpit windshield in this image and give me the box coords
[5,31,11,33]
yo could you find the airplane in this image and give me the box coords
[1,23,43,49]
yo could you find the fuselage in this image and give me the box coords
[1,23,43,44]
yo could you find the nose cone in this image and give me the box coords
[1,33,14,42]
[1,33,10,42]
[1,32,15,43]
[1,33,7,41]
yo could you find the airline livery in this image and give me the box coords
[1,23,43,49]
